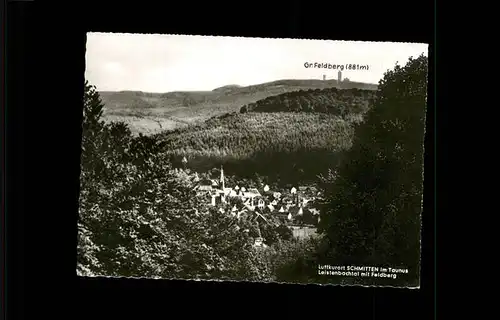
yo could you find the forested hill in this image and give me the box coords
[240,87,377,116]
[155,112,356,185]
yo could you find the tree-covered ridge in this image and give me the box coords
[149,87,376,183]
[152,112,356,185]
[158,112,354,160]
[240,87,376,115]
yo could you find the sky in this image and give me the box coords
[85,32,428,93]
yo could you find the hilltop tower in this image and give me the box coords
[338,70,342,86]
[323,74,326,81]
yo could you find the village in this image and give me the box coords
[192,166,322,247]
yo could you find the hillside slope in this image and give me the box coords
[99,79,378,134]
[155,112,354,185]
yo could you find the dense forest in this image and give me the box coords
[240,87,376,116]
[155,112,354,185]
[152,87,376,185]
[313,55,428,287]
[99,80,377,135]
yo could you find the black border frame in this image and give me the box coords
[5,0,442,318]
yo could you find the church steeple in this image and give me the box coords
[220,165,225,190]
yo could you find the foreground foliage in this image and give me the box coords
[77,81,305,281]
[151,88,376,185]
[314,55,428,286]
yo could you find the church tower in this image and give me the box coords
[220,165,225,190]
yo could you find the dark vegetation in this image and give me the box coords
[78,81,316,281]
[312,54,428,287]
[156,112,355,186]
[240,87,375,115]
[78,55,427,287]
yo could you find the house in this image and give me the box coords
[224,188,237,197]
[197,179,213,189]
[195,188,212,199]
[246,188,261,197]
[193,172,200,182]
[210,189,227,206]
[242,190,262,207]
[288,206,304,217]
[295,186,321,204]
[309,208,320,216]
[298,186,309,193]
[196,185,212,192]
[273,192,282,199]
[248,188,260,194]
[253,237,268,248]
[242,197,256,211]
[230,205,238,216]
[196,179,213,193]
[257,198,266,209]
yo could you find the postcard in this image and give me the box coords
[78,33,429,288]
